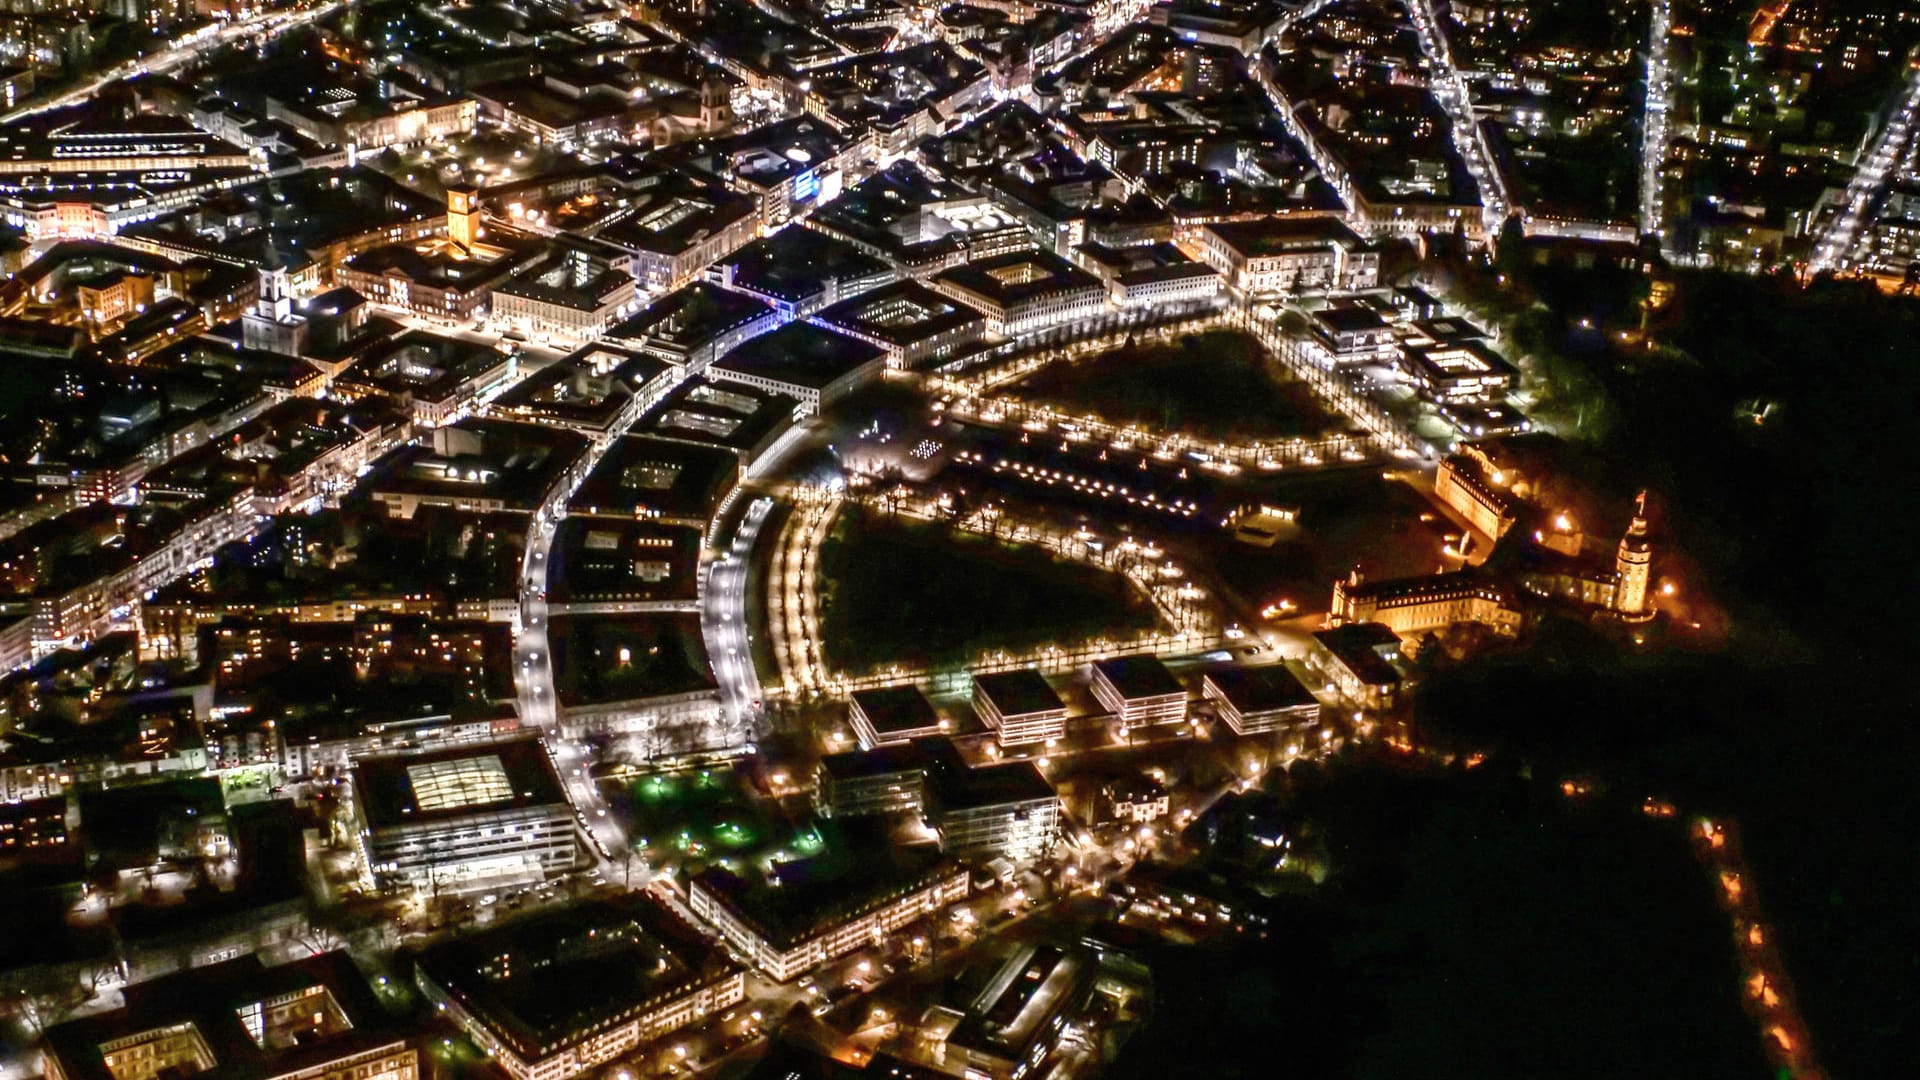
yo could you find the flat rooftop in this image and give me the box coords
[819,742,928,782]
[1312,622,1402,687]
[689,818,955,950]
[493,345,673,430]
[632,377,799,454]
[973,669,1066,718]
[608,281,771,350]
[1092,654,1184,700]
[1202,663,1317,714]
[921,739,1056,811]
[1206,216,1368,256]
[812,281,986,347]
[569,433,739,522]
[722,227,891,303]
[352,738,568,831]
[933,250,1101,307]
[849,685,943,736]
[712,321,886,390]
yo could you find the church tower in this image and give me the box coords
[242,244,307,357]
[1614,491,1655,621]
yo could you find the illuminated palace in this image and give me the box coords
[1331,490,1659,637]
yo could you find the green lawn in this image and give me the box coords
[1009,329,1352,442]
[816,509,1162,675]
[605,766,810,871]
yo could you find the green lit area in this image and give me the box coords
[604,765,814,873]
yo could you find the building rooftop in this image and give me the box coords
[1202,664,1318,714]
[688,818,955,950]
[711,321,886,390]
[818,742,929,782]
[1205,216,1369,256]
[1092,654,1184,701]
[849,685,943,737]
[413,894,735,1062]
[933,250,1102,308]
[920,738,1056,811]
[608,281,772,352]
[569,433,739,522]
[43,953,408,1080]
[631,377,799,455]
[1311,622,1403,688]
[351,738,568,831]
[721,228,892,304]
[492,344,674,431]
[972,669,1065,718]
[812,281,986,349]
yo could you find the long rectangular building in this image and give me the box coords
[686,820,968,982]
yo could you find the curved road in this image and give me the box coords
[701,496,774,741]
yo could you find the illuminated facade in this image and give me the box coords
[971,669,1068,747]
[1614,491,1654,621]
[43,953,417,1080]
[413,896,744,1080]
[687,825,969,982]
[1329,569,1524,638]
[347,739,579,890]
[1434,455,1518,541]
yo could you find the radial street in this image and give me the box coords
[1808,69,1920,275]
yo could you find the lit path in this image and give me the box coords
[775,489,1219,698]
[930,307,1423,469]
[1405,0,1512,232]
[1378,727,1829,1080]
[765,497,837,696]
[700,496,774,739]
[1692,818,1827,1079]
[1808,70,1920,275]
[1248,0,1358,214]
[3,1,345,123]
[1639,0,1675,247]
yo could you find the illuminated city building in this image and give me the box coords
[1201,664,1324,735]
[971,669,1067,748]
[413,895,744,1080]
[814,743,928,818]
[1307,622,1403,711]
[1090,655,1188,730]
[687,820,969,982]
[1184,217,1380,296]
[935,944,1098,1080]
[1434,455,1519,542]
[43,953,417,1080]
[923,748,1061,861]
[1614,491,1655,621]
[347,738,580,891]
[1329,569,1524,638]
[846,685,946,750]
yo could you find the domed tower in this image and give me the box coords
[1614,491,1655,621]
